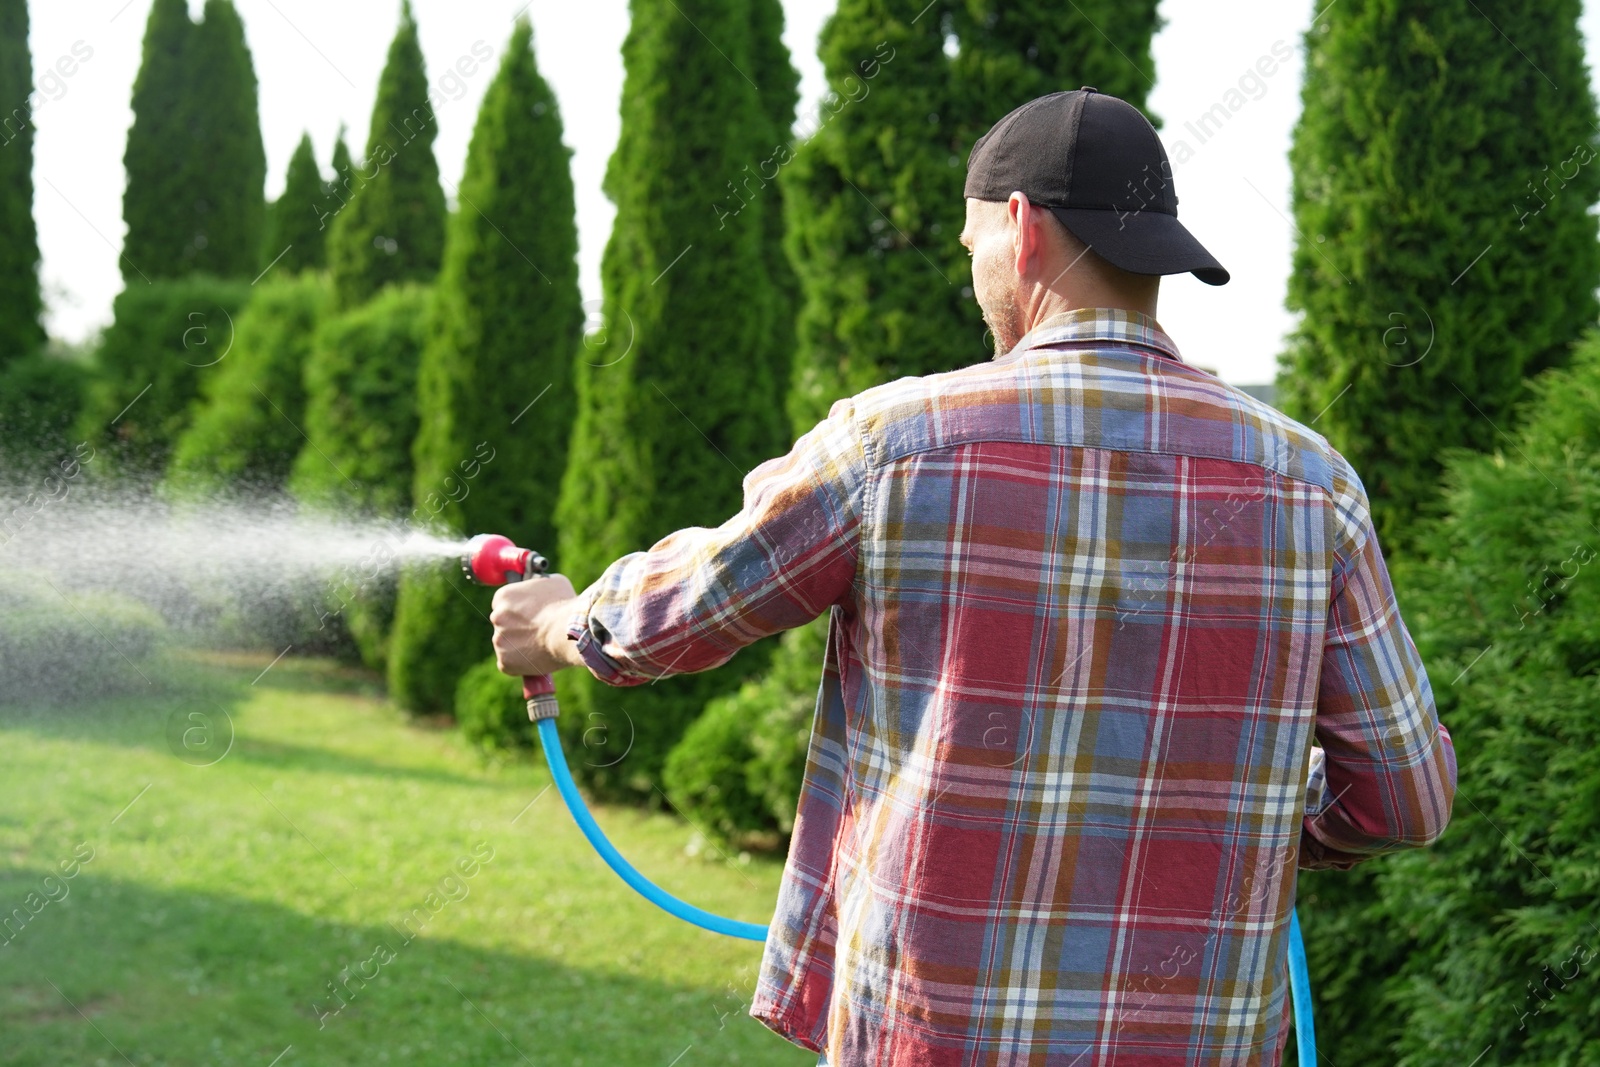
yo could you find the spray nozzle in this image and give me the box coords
[462,533,560,719]
[462,533,549,587]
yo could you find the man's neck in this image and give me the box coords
[1024,288,1158,331]
[1001,292,1159,357]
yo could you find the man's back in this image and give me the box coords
[744,308,1456,1064]
[554,307,1455,1065]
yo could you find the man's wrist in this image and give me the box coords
[538,596,587,670]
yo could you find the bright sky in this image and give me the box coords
[27,1,1600,384]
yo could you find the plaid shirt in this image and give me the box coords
[567,308,1457,1066]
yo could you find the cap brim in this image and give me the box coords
[1049,206,1230,286]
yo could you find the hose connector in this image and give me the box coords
[524,674,559,722]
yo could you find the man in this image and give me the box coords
[491,88,1457,1066]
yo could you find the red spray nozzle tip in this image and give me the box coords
[464,533,538,587]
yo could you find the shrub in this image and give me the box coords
[663,617,823,851]
[291,284,430,515]
[0,351,88,472]
[454,658,532,751]
[1298,329,1600,1064]
[166,272,331,496]
[75,276,253,476]
[289,283,431,668]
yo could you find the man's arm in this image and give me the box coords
[493,401,866,684]
[1300,484,1457,871]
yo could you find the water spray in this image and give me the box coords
[464,533,1315,1060]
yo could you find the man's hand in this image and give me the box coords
[489,574,585,678]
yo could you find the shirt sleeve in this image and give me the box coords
[565,400,866,686]
[1299,473,1457,870]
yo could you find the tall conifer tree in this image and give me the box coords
[388,19,583,713]
[326,1,446,308]
[122,0,194,280]
[0,0,42,363]
[265,133,328,273]
[554,0,796,797]
[1276,0,1600,549]
[329,125,353,202]
[324,126,354,254]
[122,0,264,280]
[744,0,800,421]
[187,0,266,278]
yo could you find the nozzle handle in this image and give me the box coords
[524,673,559,722]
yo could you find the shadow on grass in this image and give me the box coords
[224,736,500,790]
[0,868,807,1067]
[0,653,493,791]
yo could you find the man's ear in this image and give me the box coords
[1008,192,1037,277]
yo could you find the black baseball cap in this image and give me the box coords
[964,88,1229,286]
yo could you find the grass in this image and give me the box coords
[0,649,815,1067]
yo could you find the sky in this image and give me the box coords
[25,1,1600,384]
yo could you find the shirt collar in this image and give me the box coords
[998,306,1184,365]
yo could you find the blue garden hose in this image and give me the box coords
[536,717,768,940]
[1288,907,1316,1065]
[534,716,1316,1060]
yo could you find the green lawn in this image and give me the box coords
[0,650,814,1067]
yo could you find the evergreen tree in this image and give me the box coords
[264,133,329,273]
[121,0,266,280]
[324,126,354,257]
[1276,0,1600,549]
[328,125,353,202]
[554,0,796,798]
[166,272,331,495]
[388,19,583,714]
[744,0,801,426]
[186,0,266,278]
[121,0,194,280]
[664,0,1164,840]
[326,1,446,308]
[0,0,42,364]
